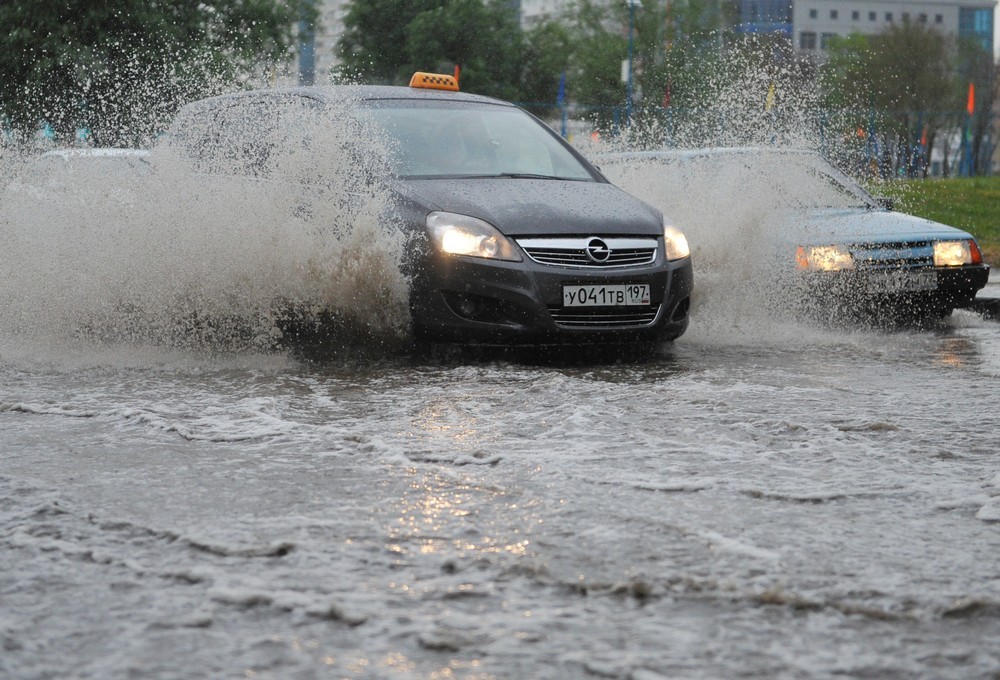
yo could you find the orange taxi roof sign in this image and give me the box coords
[409,72,459,92]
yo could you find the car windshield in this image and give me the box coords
[363,100,595,181]
[608,152,875,210]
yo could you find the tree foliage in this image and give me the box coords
[820,22,995,176]
[0,0,313,145]
[336,0,443,85]
[525,0,743,129]
[822,23,956,113]
[404,0,525,100]
[336,0,740,125]
[336,0,523,99]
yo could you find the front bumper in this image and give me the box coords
[797,263,991,317]
[409,251,694,345]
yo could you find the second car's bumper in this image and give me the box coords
[796,263,991,317]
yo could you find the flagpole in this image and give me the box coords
[557,71,568,139]
[626,0,638,126]
[963,82,975,176]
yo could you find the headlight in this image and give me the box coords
[933,239,981,267]
[795,244,855,271]
[664,224,690,261]
[425,211,521,262]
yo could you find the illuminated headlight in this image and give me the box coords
[795,244,855,271]
[933,240,977,267]
[426,211,521,262]
[664,224,690,261]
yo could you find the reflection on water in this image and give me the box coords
[933,335,978,369]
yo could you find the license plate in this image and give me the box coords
[563,284,650,307]
[865,270,937,294]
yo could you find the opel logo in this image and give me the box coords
[585,237,611,263]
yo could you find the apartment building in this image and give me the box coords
[721,0,999,56]
[780,0,996,54]
[519,0,577,26]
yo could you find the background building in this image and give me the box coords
[518,0,579,26]
[296,0,349,84]
[788,0,995,54]
[736,0,795,35]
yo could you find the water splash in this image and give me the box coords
[0,96,411,356]
[582,38,922,345]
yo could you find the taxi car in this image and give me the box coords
[595,147,989,322]
[160,73,693,347]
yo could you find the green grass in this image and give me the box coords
[888,177,1000,267]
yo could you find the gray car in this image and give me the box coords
[596,147,989,322]
[160,73,694,348]
[5,148,150,204]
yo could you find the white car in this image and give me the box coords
[6,148,150,204]
[596,147,990,322]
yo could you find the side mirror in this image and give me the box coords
[876,196,894,211]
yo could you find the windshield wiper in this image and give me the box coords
[496,172,594,181]
[400,172,587,181]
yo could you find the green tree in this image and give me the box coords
[523,0,736,134]
[957,39,999,176]
[336,0,442,84]
[517,0,634,131]
[404,0,524,100]
[822,22,957,176]
[563,0,628,115]
[520,20,575,108]
[0,0,314,146]
[336,0,524,100]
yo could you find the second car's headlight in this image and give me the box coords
[664,224,690,261]
[426,211,521,262]
[933,240,979,267]
[795,244,855,271]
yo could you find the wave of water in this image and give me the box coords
[0,104,411,356]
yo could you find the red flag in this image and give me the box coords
[966,82,975,116]
[920,126,928,147]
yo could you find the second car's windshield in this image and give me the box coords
[363,100,596,181]
[677,154,873,209]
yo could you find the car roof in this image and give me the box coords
[178,84,515,113]
[39,148,150,161]
[596,147,823,162]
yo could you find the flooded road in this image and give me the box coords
[3,291,999,678]
[2,127,999,677]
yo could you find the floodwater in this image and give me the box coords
[2,138,999,679]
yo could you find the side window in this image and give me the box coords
[167,95,321,178]
[214,100,276,177]
[166,105,222,174]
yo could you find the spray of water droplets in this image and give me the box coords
[0,91,411,356]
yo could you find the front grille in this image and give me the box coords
[517,237,657,269]
[549,306,660,328]
[850,242,934,270]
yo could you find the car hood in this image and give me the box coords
[396,178,663,236]
[790,208,974,244]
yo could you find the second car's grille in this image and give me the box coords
[516,237,658,268]
[850,242,934,270]
[548,306,660,328]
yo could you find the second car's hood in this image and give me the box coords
[396,178,663,236]
[790,208,974,244]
